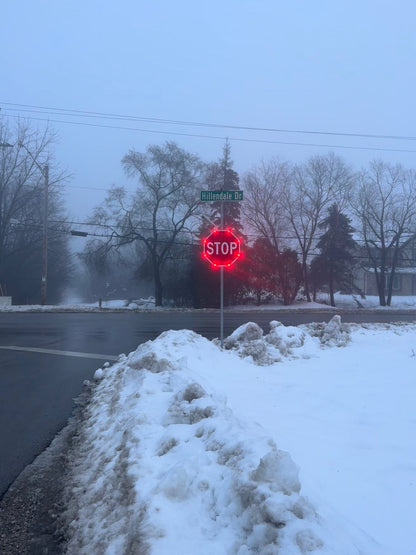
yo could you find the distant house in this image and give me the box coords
[355,235,416,296]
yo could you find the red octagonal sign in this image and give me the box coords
[202,228,242,267]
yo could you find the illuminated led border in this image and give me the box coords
[202,228,242,268]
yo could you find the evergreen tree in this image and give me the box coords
[313,204,357,306]
[207,140,243,233]
[192,141,245,307]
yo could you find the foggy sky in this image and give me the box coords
[2,0,416,222]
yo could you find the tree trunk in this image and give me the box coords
[329,279,335,306]
[153,258,163,306]
[329,271,335,307]
[387,244,400,306]
[386,271,395,306]
[377,270,387,306]
[154,279,163,306]
[386,271,393,307]
[302,258,311,301]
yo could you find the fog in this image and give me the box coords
[1,0,416,223]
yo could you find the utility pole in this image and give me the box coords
[1,141,50,305]
[40,164,49,306]
[17,142,49,305]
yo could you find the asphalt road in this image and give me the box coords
[1,309,416,498]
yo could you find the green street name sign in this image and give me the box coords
[200,190,243,201]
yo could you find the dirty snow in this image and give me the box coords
[2,293,416,312]
[61,316,416,554]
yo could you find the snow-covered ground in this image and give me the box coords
[0,297,158,312]
[2,293,416,312]
[62,317,416,554]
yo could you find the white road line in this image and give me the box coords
[0,345,118,361]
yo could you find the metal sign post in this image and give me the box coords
[201,194,243,348]
[220,199,224,348]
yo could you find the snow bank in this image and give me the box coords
[222,316,349,365]
[102,297,156,309]
[63,328,364,554]
[3,293,416,312]
[301,315,351,348]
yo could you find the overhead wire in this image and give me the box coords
[4,102,416,280]
[13,217,416,245]
[2,101,416,141]
[2,102,416,154]
[9,219,416,266]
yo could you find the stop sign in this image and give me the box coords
[202,228,242,267]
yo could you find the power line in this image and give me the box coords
[3,106,416,155]
[65,184,111,192]
[15,218,416,245]
[10,220,416,263]
[2,101,416,142]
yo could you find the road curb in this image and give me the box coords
[0,384,92,554]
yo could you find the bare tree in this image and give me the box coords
[284,152,354,301]
[240,159,306,305]
[241,158,291,252]
[352,160,416,306]
[89,142,204,306]
[0,119,70,303]
[78,237,140,302]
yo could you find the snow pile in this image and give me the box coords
[63,330,361,554]
[222,316,349,365]
[301,315,351,348]
[102,297,156,309]
[127,296,156,309]
[92,297,157,309]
